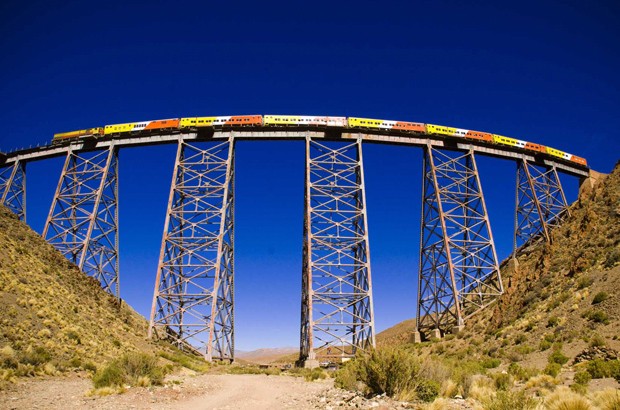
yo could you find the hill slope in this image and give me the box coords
[0,205,168,379]
[377,162,620,369]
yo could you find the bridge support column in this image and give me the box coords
[416,145,503,339]
[514,159,568,253]
[299,137,375,366]
[0,160,26,221]
[43,146,119,297]
[149,138,235,362]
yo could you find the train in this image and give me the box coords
[52,115,588,167]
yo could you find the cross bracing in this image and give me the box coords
[300,138,374,364]
[43,146,119,297]
[514,159,569,252]
[417,146,503,336]
[149,138,234,361]
[0,159,26,221]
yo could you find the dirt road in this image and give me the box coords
[0,373,333,410]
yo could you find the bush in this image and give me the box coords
[483,390,537,410]
[589,334,606,348]
[547,316,560,327]
[592,292,609,304]
[586,359,620,379]
[92,353,165,388]
[481,358,501,369]
[334,347,436,402]
[548,349,569,365]
[582,310,610,324]
[544,363,562,377]
[539,340,552,351]
[493,373,512,391]
[573,371,591,386]
[543,387,592,410]
[577,276,593,290]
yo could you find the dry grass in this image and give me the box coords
[542,387,593,410]
[591,389,620,410]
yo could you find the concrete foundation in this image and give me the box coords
[452,325,465,335]
[430,328,442,339]
[302,359,320,369]
[411,331,422,343]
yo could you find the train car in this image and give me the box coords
[492,134,528,149]
[546,146,571,161]
[348,117,425,133]
[263,115,347,127]
[426,124,493,142]
[524,142,546,153]
[53,128,104,143]
[180,115,262,128]
[104,119,180,135]
[570,155,588,166]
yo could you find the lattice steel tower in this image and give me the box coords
[43,146,120,297]
[149,138,234,361]
[417,145,503,338]
[514,158,569,253]
[0,159,26,221]
[300,137,374,366]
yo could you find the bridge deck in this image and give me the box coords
[0,128,589,177]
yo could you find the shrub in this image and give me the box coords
[547,316,560,327]
[92,353,164,388]
[589,334,606,348]
[334,347,436,402]
[586,359,620,379]
[548,349,569,365]
[525,374,558,390]
[573,371,591,386]
[540,340,552,351]
[592,292,609,304]
[543,387,592,410]
[483,390,537,410]
[582,309,610,324]
[481,358,501,369]
[515,334,527,345]
[544,363,562,377]
[493,373,512,391]
[593,389,620,410]
[577,276,593,290]
[19,347,51,366]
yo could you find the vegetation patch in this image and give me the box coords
[92,353,165,389]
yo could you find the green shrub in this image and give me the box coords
[577,276,593,290]
[592,292,609,304]
[514,334,527,345]
[544,363,561,377]
[587,359,620,379]
[548,349,569,365]
[481,358,501,369]
[507,363,538,382]
[573,371,591,386]
[92,353,165,388]
[582,309,610,324]
[494,373,512,391]
[539,340,552,351]
[334,347,436,401]
[589,334,606,348]
[547,316,560,327]
[19,347,51,366]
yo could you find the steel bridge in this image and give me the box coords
[0,124,589,367]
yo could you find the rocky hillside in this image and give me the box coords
[0,205,176,381]
[377,162,620,374]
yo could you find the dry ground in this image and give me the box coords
[0,373,334,410]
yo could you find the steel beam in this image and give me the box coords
[43,146,119,296]
[0,160,26,221]
[149,138,235,362]
[514,159,569,253]
[417,145,503,337]
[300,137,375,365]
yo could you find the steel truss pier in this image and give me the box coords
[43,146,120,296]
[0,160,26,221]
[300,137,375,366]
[149,138,235,362]
[416,145,503,337]
[514,159,569,252]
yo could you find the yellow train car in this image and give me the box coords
[492,134,527,149]
[180,117,218,127]
[53,128,104,141]
[104,122,136,135]
[546,146,571,161]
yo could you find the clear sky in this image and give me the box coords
[0,0,618,351]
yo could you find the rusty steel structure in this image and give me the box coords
[0,159,26,221]
[299,137,374,366]
[148,138,235,361]
[43,145,120,297]
[0,121,584,360]
[416,146,503,337]
[514,158,569,253]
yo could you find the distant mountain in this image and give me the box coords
[236,347,298,364]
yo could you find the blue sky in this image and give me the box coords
[1,0,618,350]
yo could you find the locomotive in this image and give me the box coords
[52,115,587,167]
